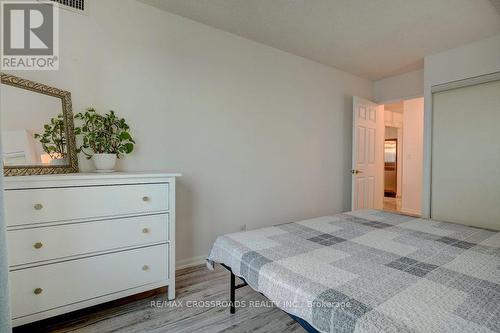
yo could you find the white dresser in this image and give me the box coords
[4,172,179,326]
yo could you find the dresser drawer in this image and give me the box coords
[5,183,169,227]
[10,244,168,319]
[7,214,169,267]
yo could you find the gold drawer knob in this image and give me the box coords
[34,288,43,295]
[142,196,150,202]
[34,242,43,249]
[34,203,43,210]
[142,265,149,271]
[142,228,150,234]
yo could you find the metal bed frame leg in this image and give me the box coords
[230,271,236,314]
[221,264,248,314]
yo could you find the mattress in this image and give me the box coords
[207,209,500,333]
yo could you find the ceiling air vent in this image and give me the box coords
[47,0,88,15]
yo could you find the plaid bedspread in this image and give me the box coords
[207,210,500,333]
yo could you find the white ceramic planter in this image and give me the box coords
[92,153,117,172]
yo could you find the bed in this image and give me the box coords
[207,209,500,333]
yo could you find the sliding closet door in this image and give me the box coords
[431,79,500,230]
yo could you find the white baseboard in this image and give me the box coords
[176,255,207,270]
[400,207,421,217]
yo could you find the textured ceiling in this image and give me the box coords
[140,0,500,80]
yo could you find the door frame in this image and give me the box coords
[422,71,500,218]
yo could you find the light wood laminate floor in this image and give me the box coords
[383,196,402,213]
[14,264,306,333]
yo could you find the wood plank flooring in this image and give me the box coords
[13,264,306,333]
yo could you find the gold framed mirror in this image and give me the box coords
[1,73,78,176]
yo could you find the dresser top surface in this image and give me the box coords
[3,171,181,189]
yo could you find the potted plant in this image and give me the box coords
[74,107,135,172]
[34,113,68,165]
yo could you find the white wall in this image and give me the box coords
[3,0,372,266]
[422,33,500,217]
[374,69,424,103]
[401,98,424,216]
[425,34,500,87]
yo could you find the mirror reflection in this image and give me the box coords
[1,83,68,166]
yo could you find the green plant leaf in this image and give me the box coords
[118,131,132,141]
[123,142,134,154]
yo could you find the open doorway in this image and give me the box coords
[351,96,423,216]
[382,98,424,216]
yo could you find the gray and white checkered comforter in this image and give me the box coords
[207,209,500,333]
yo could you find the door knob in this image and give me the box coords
[351,169,363,175]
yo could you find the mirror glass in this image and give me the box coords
[1,83,68,166]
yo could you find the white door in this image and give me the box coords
[352,97,384,210]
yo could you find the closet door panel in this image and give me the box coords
[431,80,500,230]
